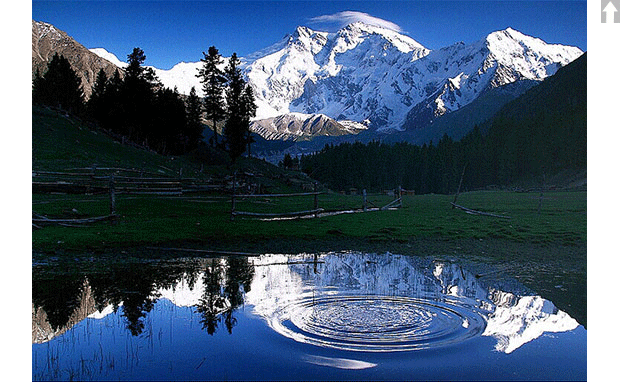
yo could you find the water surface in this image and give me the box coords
[32,252,586,380]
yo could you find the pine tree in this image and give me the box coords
[152,86,187,154]
[32,68,45,105]
[197,46,226,147]
[87,68,108,120]
[100,69,123,134]
[120,47,160,142]
[281,153,293,169]
[33,53,84,114]
[92,68,108,100]
[240,85,257,157]
[223,53,256,162]
[185,86,204,151]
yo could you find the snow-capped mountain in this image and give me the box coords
[400,28,583,130]
[245,22,430,129]
[151,61,204,95]
[58,19,582,137]
[89,47,205,96]
[244,24,582,132]
[250,113,368,141]
[88,47,128,68]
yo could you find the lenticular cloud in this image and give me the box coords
[309,11,404,32]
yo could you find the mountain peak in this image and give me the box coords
[486,27,534,43]
[291,25,318,41]
[335,21,426,53]
[293,25,316,36]
[89,48,128,68]
[484,27,583,62]
[32,19,122,99]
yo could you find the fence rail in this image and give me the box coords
[32,167,217,228]
[32,168,217,196]
[33,168,406,226]
[231,172,403,221]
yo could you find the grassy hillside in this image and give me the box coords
[32,106,313,189]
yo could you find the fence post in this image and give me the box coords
[453,163,467,208]
[314,182,319,217]
[363,189,367,212]
[109,174,116,216]
[398,186,402,207]
[231,172,237,221]
[537,173,545,215]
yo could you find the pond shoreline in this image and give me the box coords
[33,236,586,327]
[33,236,585,262]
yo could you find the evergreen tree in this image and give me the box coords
[223,53,255,162]
[240,84,257,156]
[185,86,205,151]
[91,68,108,100]
[108,68,123,93]
[87,68,108,120]
[197,46,226,147]
[152,86,187,154]
[32,53,84,114]
[32,68,45,105]
[281,153,293,169]
[120,47,160,142]
[101,69,124,134]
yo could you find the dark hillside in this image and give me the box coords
[483,53,586,185]
[32,105,313,191]
[389,80,537,145]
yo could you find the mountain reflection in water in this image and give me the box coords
[33,252,580,356]
[246,253,579,353]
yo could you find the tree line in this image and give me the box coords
[301,120,583,194]
[301,54,586,194]
[33,47,256,161]
[300,133,486,194]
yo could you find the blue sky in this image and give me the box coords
[32,1,587,70]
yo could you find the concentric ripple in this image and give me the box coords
[269,295,486,352]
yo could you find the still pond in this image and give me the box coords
[32,251,586,380]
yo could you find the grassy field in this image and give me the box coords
[32,189,586,252]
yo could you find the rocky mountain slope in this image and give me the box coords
[32,20,122,99]
[249,113,368,141]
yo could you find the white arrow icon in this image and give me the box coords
[604,1,617,23]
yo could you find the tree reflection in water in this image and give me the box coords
[32,256,254,340]
[195,256,255,335]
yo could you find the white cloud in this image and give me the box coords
[309,11,404,33]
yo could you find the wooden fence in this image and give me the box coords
[32,167,223,196]
[231,176,323,220]
[231,180,403,221]
[32,167,219,228]
[33,168,405,226]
